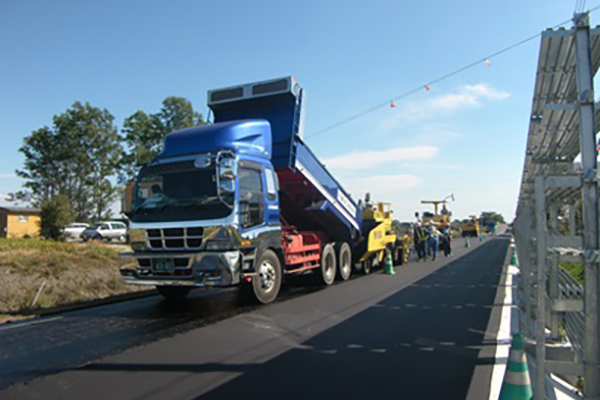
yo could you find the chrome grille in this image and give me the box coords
[147,227,204,250]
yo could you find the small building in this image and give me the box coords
[0,207,41,238]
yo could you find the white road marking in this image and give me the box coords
[0,316,63,332]
[488,265,518,400]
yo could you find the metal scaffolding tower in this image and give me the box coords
[515,12,600,400]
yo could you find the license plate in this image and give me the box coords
[153,258,175,272]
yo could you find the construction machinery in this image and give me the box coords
[461,216,480,237]
[393,222,413,265]
[357,200,400,273]
[420,200,452,229]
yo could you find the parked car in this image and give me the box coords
[80,221,128,242]
[62,223,89,240]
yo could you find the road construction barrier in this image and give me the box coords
[510,246,519,266]
[499,333,532,400]
[382,250,395,275]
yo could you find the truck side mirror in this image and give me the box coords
[217,153,236,207]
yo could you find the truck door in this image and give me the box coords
[238,162,266,230]
[263,167,279,225]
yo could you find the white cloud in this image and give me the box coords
[323,145,439,170]
[0,173,16,179]
[397,162,469,171]
[463,83,510,100]
[381,83,510,129]
[343,174,422,198]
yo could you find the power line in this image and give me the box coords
[306,6,600,140]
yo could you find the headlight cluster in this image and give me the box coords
[128,228,147,251]
[204,227,234,251]
[205,239,234,251]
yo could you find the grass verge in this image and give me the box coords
[0,238,145,317]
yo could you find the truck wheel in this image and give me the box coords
[156,286,192,300]
[336,242,352,281]
[362,258,372,275]
[319,243,336,285]
[252,249,282,304]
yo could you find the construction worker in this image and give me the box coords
[428,222,440,261]
[414,222,428,261]
[414,211,422,227]
[440,227,453,257]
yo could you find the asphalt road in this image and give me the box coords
[0,236,509,400]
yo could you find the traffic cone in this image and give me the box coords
[382,250,395,275]
[465,237,470,248]
[499,333,532,400]
[510,248,519,266]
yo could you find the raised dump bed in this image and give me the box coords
[209,76,362,242]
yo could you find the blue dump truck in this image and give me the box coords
[121,77,401,303]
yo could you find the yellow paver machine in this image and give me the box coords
[420,199,452,229]
[461,216,480,237]
[358,201,410,273]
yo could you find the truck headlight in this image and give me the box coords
[205,239,234,251]
[203,227,235,251]
[129,229,147,250]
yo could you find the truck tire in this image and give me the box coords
[336,242,352,281]
[156,286,192,300]
[362,257,372,275]
[252,249,282,304]
[319,243,336,285]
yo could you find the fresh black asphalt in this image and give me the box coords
[0,237,509,400]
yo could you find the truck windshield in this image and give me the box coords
[131,160,232,223]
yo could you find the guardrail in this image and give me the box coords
[514,11,600,399]
[558,268,585,361]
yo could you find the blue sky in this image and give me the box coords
[0,0,591,221]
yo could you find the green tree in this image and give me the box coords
[40,194,74,240]
[120,111,157,182]
[479,211,505,228]
[120,97,204,182]
[16,102,122,221]
[154,96,204,137]
[15,126,65,203]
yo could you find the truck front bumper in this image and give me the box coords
[120,251,242,287]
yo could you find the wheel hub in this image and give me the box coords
[258,261,276,292]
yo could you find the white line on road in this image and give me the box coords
[0,316,63,332]
[488,264,518,400]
